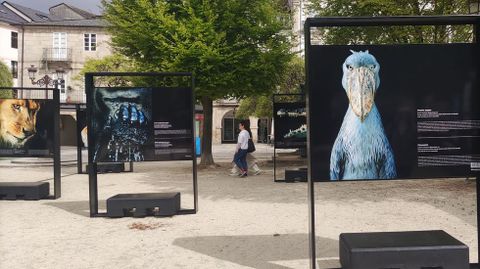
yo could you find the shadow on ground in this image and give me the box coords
[129,161,476,226]
[44,200,105,217]
[173,234,338,269]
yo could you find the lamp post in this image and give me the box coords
[27,65,65,98]
[469,0,480,14]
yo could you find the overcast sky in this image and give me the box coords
[8,0,103,15]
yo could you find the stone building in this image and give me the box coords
[0,2,111,103]
[0,2,111,145]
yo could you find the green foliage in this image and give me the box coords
[76,53,135,86]
[102,0,294,165]
[308,0,473,45]
[102,0,293,99]
[0,61,13,99]
[236,56,305,118]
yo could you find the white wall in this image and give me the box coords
[0,22,20,86]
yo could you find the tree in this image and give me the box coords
[308,0,472,45]
[0,61,13,99]
[75,53,135,86]
[102,0,293,166]
[236,56,305,119]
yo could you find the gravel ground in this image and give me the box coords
[0,145,477,269]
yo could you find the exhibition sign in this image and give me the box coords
[90,87,194,163]
[85,72,198,217]
[308,44,479,181]
[305,16,480,269]
[273,101,307,149]
[0,98,56,157]
[0,87,61,199]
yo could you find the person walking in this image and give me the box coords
[233,121,250,177]
[230,154,263,176]
[230,126,263,176]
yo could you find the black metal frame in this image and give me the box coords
[305,15,480,269]
[0,86,61,199]
[85,72,198,217]
[272,93,306,183]
[75,104,134,174]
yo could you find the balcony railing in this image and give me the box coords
[42,48,72,62]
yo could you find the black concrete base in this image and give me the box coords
[0,182,50,200]
[106,192,181,218]
[285,168,307,182]
[87,162,125,173]
[340,230,469,269]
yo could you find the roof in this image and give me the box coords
[2,1,53,22]
[0,3,25,24]
[56,3,97,19]
[28,18,107,27]
[0,1,106,28]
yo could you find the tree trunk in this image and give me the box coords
[200,96,215,166]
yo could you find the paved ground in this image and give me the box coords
[0,144,477,269]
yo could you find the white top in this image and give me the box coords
[237,130,250,150]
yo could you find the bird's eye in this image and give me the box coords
[370,65,376,70]
[346,64,353,71]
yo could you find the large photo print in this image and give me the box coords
[274,102,307,148]
[91,87,193,163]
[308,44,479,181]
[0,99,56,156]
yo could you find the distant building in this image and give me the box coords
[0,2,112,103]
[0,2,23,86]
[0,2,112,145]
[288,0,314,55]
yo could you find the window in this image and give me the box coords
[58,78,67,103]
[11,61,18,78]
[11,32,18,48]
[53,32,67,59]
[84,33,96,51]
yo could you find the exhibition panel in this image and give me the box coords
[90,87,193,163]
[272,94,308,182]
[0,87,61,200]
[85,72,197,218]
[308,44,479,181]
[304,16,480,269]
[273,101,307,149]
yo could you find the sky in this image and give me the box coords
[7,0,103,15]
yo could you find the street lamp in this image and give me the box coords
[27,65,64,98]
[469,0,480,14]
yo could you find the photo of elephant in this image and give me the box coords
[330,50,397,180]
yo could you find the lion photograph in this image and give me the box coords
[0,99,41,148]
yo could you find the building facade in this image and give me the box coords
[0,2,112,103]
[0,2,112,145]
[0,2,24,87]
[21,20,111,103]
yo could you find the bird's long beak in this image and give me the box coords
[346,67,376,122]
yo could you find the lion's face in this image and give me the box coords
[0,99,40,147]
